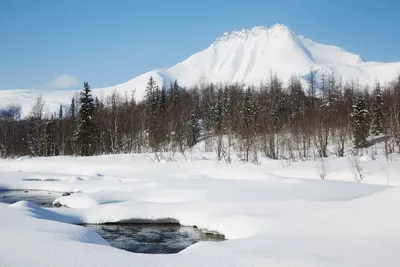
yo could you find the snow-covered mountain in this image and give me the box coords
[2,23,400,116]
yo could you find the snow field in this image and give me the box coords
[1,147,400,266]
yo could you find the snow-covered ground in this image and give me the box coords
[1,149,400,266]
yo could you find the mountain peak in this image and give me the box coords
[215,23,295,43]
[268,23,294,34]
[2,24,399,117]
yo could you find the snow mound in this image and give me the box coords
[9,200,79,224]
[17,155,33,161]
[68,176,85,182]
[360,155,373,161]
[53,193,99,209]
[138,188,207,203]
[10,200,40,209]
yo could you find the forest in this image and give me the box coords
[0,72,399,163]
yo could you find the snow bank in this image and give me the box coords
[53,193,99,208]
[1,152,400,266]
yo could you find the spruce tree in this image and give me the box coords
[240,87,257,162]
[58,105,63,119]
[307,67,316,103]
[213,87,225,135]
[187,110,200,147]
[288,75,304,119]
[169,79,180,109]
[145,76,159,151]
[159,86,167,117]
[69,98,76,120]
[370,82,384,135]
[73,82,96,156]
[351,94,370,148]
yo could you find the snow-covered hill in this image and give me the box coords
[2,23,400,116]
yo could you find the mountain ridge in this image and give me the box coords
[1,23,400,116]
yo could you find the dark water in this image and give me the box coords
[89,224,224,254]
[0,190,62,207]
[0,190,224,254]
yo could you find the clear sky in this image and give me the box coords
[1,0,399,90]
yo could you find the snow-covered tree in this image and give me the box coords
[307,67,316,102]
[288,74,305,119]
[169,79,180,109]
[58,105,63,119]
[370,82,384,135]
[145,76,160,151]
[351,93,370,148]
[73,82,96,156]
[239,87,260,162]
[213,87,226,135]
[69,97,76,120]
[212,87,227,159]
[159,86,167,117]
[186,89,201,148]
[187,110,200,147]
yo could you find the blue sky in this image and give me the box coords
[1,0,399,90]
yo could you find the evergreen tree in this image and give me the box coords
[93,97,103,154]
[212,87,226,159]
[288,75,305,119]
[351,93,370,148]
[69,98,76,120]
[187,109,200,147]
[145,77,157,108]
[159,86,167,117]
[145,76,160,151]
[327,73,339,106]
[169,79,180,109]
[307,67,316,103]
[156,86,168,146]
[58,105,63,119]
[73,82,96,156]
[44,118,55,156]
[371,82,384,135]
[240,87,260,161]
[213,87,226,135]
[203,83,215,134]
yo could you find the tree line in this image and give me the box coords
[0,72,399,162]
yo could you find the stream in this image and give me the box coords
[0,190,224,254]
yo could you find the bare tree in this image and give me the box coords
[349,153,367,182]
[315,156,328,180]
[30,94,46,120]
[104,90,122,153]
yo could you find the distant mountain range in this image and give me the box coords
[2,23,400,116]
